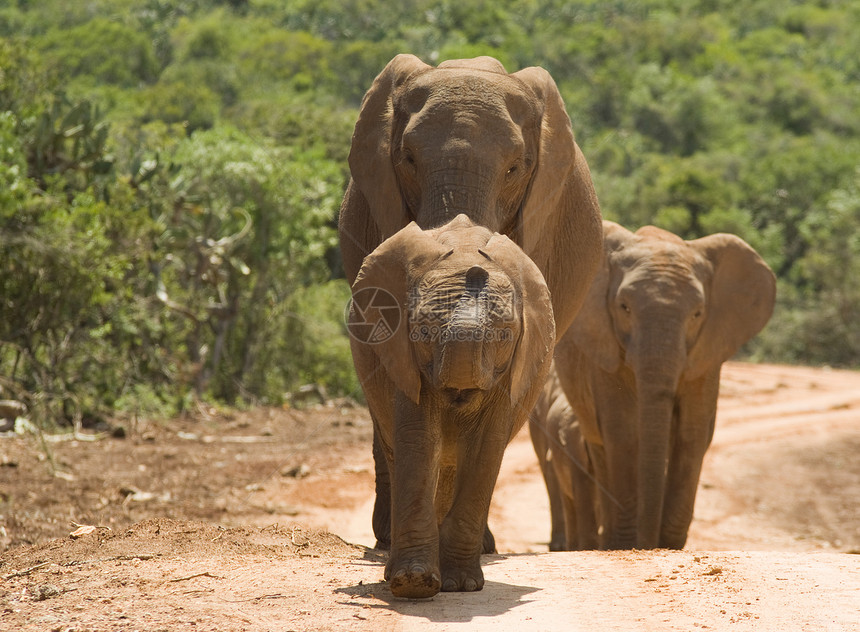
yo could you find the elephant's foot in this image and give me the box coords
[601,523,639,550]
[659,530,688,550]
[385,554,441,599]
[440,556,484,592]
[548,537,568,552]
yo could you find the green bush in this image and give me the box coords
[36,18,159,87]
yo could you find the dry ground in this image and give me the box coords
[1,362,859,630]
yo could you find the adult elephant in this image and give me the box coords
[554,221,776,550]
[338,55,603,555]
[349,215,555,597]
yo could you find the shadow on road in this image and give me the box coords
[336,552,541,623]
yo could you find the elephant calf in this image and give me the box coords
[553,221,776,550]
[529,364,599,551]
[348,215,555,598]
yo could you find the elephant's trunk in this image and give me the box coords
[437,332,487,391]
[635,382,676,549]
[631,328,685,549]
[436,266,494,392]
[419,167,496,229]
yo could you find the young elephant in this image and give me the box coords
[554,221,776,550]
[349,215,555,598]
[529,364,599,551]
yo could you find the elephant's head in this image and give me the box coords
[350,215,555,410]
[569,221,776,547]
[574,222,776,380]
[342,55,603,338]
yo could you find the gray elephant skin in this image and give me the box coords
[552,221,776,550]
[529,364,598,551]
[349,215,554,598]
[338,55,603,596]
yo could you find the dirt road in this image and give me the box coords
[1,362,859,630]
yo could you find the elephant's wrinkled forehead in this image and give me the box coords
[399,70,536,120]
[614,243,705,290]
[412,264,516,322]
[409,229,513,290]
[412,245,506,283]
[622,239,700,269]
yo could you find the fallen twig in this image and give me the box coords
[169,571,224,583]
[215,435,276,444]
[2,562,50,580]
[221,593,288,603]
[70,521,111,531]
[60,553,159,567]
[41,430,110,443]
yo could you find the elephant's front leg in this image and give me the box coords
[438,413,511,592]
[588,420,638,547]
[660,371,721,549]
[570,456,600,550]
[385,392,443,598]
[598,430,641,549]
[544,456,570,551]
[371,429,392,549]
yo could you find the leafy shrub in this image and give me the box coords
[36,18,159,87]
[4,0,860,432]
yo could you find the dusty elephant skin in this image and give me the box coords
[348,215,555,598]
[553,221,776,550]
[529,364,598,551]
[337,54,603,572]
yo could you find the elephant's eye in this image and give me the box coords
[401,149,417,168]
[693,309,703,319]
[620,302,631,314]
[506,164,518,177]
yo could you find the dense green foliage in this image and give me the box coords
[2,0,859,424]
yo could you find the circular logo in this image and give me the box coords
[346,287,401,344]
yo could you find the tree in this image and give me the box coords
[36,18,159,87]
[150,127,342,403]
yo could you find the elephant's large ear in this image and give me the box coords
[686,234,776,379]
[483,234,556,406]
[566,222,630,373]
[511,66,603,338]
[350,222,436,404]
[347,54,430,241]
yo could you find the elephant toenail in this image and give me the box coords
[442,578,458,592]
[464,578,478,591]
